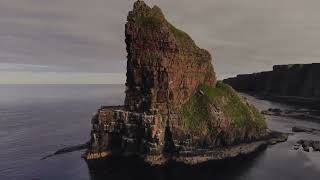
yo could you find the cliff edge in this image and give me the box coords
[224,64,320,109]
[84,1,278,165]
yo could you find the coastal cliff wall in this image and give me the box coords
[224,64,320,97]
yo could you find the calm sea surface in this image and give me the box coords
[0,84,319,180]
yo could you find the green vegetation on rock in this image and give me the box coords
[180,81,266,133]
[179,87,213,133]
[135,4,195,49]
[136,6,163,29]
[287,64,305,69]
[168,23,194,48]
[136,15,162,29]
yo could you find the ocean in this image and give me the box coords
[0,84,320,180]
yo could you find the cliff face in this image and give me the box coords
[85,1,267,162]
[125,1,216,114]
[224,64,320,98]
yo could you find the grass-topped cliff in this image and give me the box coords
[132,2,199,50]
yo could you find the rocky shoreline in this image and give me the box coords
[262,108,320,122]
[256,94,320,111]
[84,131,288,166]
[289,126,320,152]
[294,140,320,152]
[292,126,320,134]
[148,131,287,165]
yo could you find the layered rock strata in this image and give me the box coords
[125,0,216,114]
[224,64,320,109]
[85,1,271,164]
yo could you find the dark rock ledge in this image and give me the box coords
[262,108,320,122]
[292,126,320,134]
[83,130,287,166]
[291,126,320,153]
[294,140,320,152]
[145,131,288,165]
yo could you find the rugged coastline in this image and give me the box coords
[83,0,287,167]
[145,131,287,165]
[224,63,320,110]
[84,104,287,166]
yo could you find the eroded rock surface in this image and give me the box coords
[125,0,216,114]
[295,140,320,152]
[85,0,271,164]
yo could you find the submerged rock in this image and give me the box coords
[84,0,282,165]
[42,142,89,160]
[313,141,320,151]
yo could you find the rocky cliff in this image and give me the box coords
[125,0,216,114]
[85,0,269,164]
[224,64,320,109]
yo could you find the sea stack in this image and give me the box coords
[125,0,216,114]
[84,1,275,165]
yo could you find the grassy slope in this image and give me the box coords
[135,6,194,49]
[133,5,266,133]
[180,82,267,133]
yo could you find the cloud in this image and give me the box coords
[0,0,320,82]
[0,71,125,84]
[0,63,63,72]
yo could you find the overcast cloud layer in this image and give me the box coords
[1,0,320,83]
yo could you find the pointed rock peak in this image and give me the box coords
[125,1,217,113]
[130,0,165,21]
[133,0,148,11]
[128,1,198,51]
[133,1,162,12]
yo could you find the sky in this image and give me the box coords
[1,0,320,84]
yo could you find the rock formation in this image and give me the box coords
[223,64,320,109]
[84,1,271,164]
[294,140,320,152]
[125,0,216,114]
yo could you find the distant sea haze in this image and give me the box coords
[0,67,126,84]
[0,64,236,85]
